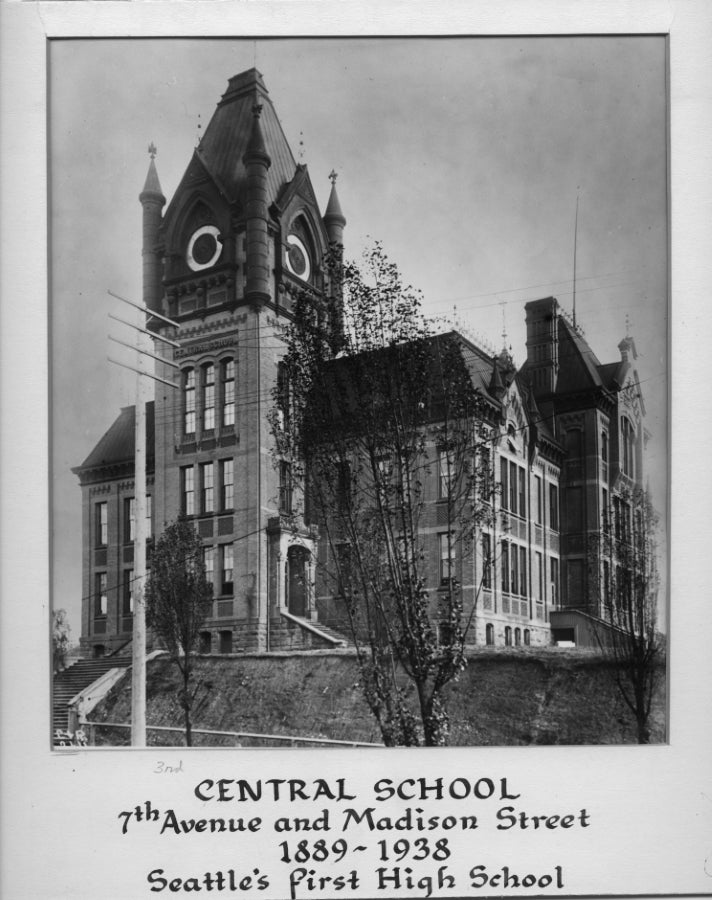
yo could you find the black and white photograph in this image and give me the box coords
[50,36,669,749]
[2,3,712,899]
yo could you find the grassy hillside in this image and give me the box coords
[89,647,665,747]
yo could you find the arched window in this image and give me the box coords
[203,363,215,430]
[485,623,495,645]
[601,430,608,463]
[515,627,521,646]
[524,629,531,646]
[222,359,235,427]
[183,368,196,435]
[505,626,512,646]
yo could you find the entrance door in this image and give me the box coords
[287,546,309,617]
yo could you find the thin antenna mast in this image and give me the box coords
[573,190,580,329]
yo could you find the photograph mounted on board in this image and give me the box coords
[50,36,668,749]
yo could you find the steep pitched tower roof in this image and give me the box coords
[164,68,297,222]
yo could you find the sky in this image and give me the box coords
[49,37,668,639]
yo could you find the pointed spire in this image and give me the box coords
[140,143,165,203]
[324,170,346,227]
[324,170,346,250]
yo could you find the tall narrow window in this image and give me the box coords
[550,557,559,606]
[485,623,495,645]
[501,541,510,593]
[536,551,543,600]
[505,626,512,646]
[535,475,542,524]
[438,449,454,500]
[124,498,135,543]
[601,430,609,463]
[220,459,234,510]
[482,533,492,589]
[181,466,195,516]
[201,462,214,514]
[203,363,215,430]
[511,544,519,595]
[519,546,527,596]
[509,461,518,514]
[222,359,235,427]
[96,502,108,546]
[184,369,196,435]
[439,533,455,584]
[276,362,290,430]
[220,544,234,595]
[515,627,521,646]
[123,569,134,615]
[549,484,559,531]
[203,547,215,588]
[484,445,495,501]
[500,458,509,510]
[518,468,526,519]
[602,488,609,532]
[335,543,353,596]
[279,461,293,514]
[95,572,108,617]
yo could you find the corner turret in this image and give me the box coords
[139,143,166,313]
[242,103,272,307]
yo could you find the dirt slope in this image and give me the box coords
[90,648,665,747]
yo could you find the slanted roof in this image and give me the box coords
[597,360,626,390]
[165,68,298,219]
[73,403,154,479]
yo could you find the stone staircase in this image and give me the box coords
[53,657,132,735]
[309,621,350,647]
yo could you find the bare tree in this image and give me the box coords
[274,244,495,746]
[144,517,212,746]
[593,485,664,743]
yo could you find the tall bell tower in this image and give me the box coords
[146,68,346,651]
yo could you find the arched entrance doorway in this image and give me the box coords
[287,545,310,617]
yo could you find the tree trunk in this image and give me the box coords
[183,669,192,747]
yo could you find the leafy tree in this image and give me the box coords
[144,517,212,746]
[52,608,72,673]
[273,244,495,746]
[592,486,664,743]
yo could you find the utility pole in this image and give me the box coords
[108,291,179,746]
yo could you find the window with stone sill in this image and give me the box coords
[95,501,108,547]
[94,572,108,618]
[202,363,216,431]
[221,358,236,428]
[183,368,196,436]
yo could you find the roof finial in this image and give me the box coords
[500,300,508,350]
[329,169,338,185]
[625,313,631,337]
[148,142,157,160]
